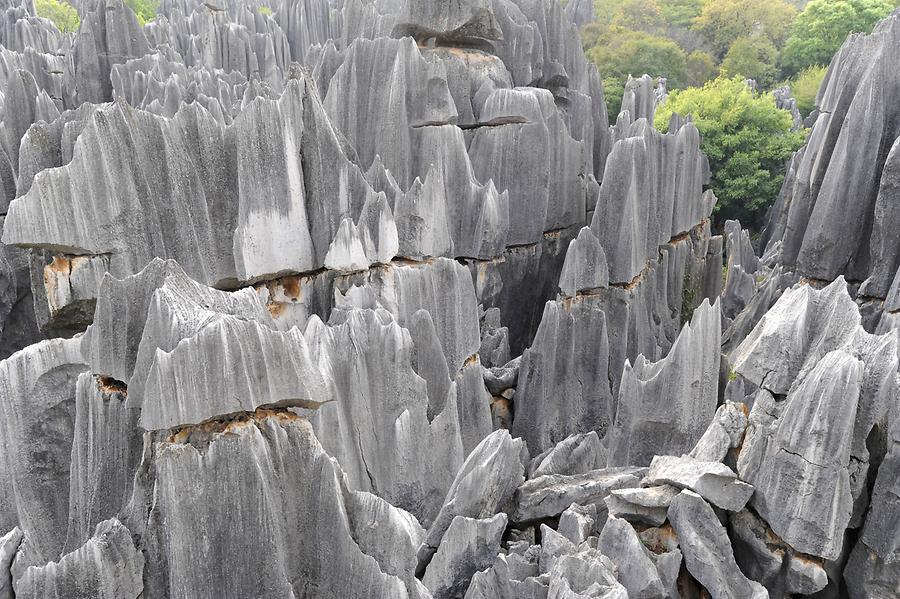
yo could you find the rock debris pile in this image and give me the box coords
[0,0,898,597]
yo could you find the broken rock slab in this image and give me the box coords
[729,508,828,596]
[737,350,865,560]
[668,490,768,599]
[731,277,862,395]
[558,504,597,545]
[645,454,753,512]
[689,401,749,463]
[605,485,679,527]
[509,467,645,524]
[13,519,143,599]
[423,513,507,599]
[546,548,627,598]
[464,549,547,599]
[418,429,527,574]
[598,514,674,599]
[528,431,608,478]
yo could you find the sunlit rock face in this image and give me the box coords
[0,0,899,597]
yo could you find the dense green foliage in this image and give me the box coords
[579,0,900,125]
[658,0,706,28]
[692,0,797,58]
[720,35,779,88]
[125,0,159,25]
[587,27,687,105]
[35,0,79,32]
[788,65,828,116]
[781,0,898,75]
[655,77,806,227]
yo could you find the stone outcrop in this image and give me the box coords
[142,412,429,598]
[0,1,897,597]
[764,11,900,292]
[14,519,143,599]
[668,490,768,599]
[0,337,86,568]
[607,299,721,467]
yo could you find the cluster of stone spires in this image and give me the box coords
[0,0,898,597]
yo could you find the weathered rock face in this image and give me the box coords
[422,513,507,599]
[65,373,142,553]
[619,74,667,125]
[592,119,711,285]
[764,10,900,290]
[142,412,428,599]
[607,299,721,467]
[1,1,898,597]
[668,490,768,599]
[0,217,42,358]
[0,337,87,568]
[14,518,143,599]
[507,95,720,453]
[73,0,150,103]
[419,429,527,571]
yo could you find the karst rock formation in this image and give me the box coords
[0,0,898,597]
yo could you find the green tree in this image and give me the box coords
[579,20,607,51]
[587,27,688,88]
[789,65,828,116]
[592,0,620,26]
[655,77,807,228]
[611,0,663,31]
[658,0,707,28]
[603,76,627,124]
[34,0,79,32]
[588,27,688,121]
[693,0,798,58]
[721,35,779,88]
[684,49,717,87]
[125,0,159,25]
[780,0,897,75]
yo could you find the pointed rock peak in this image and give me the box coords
[731,276,873,394]
[558,226,609,298]
[393,0,501,45]
[325,218,370,274]
[357,191,399,265]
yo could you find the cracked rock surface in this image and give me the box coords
[0,1,898,597]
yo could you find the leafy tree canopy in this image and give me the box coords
[658,0,706,28]
[125,0,159,25]
[35,0,78,33]
[655,77,807,228]
[720,35,779,88]
[684,49,717,87]
[692,0,798,58]
[780,0,898,74]
[587,26,688,88]
[787,64,828,116]
[610,0,663,30]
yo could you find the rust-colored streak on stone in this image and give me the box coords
[46,254,74,274]
[165,407,305,445]
[281,276,302,299]
[267,302,287,318]
[96,376,128,397]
